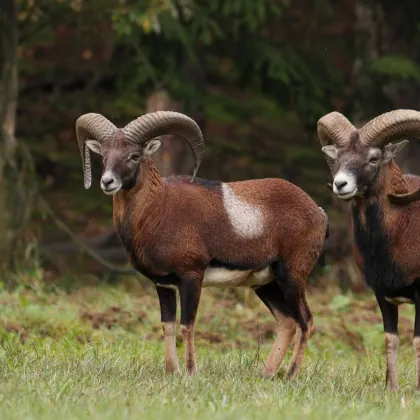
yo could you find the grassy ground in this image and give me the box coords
[0,278,419,420]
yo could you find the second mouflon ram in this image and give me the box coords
[318,109,420,391]
[76,110,328,379]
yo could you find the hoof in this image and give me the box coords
[165,364,180,375]
[260,368,276,379]
[186,367,197,376]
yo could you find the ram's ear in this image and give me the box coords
[85,140,103,156]
[322,145,338,160]
[143,139,161,156]
[382,140,409,164]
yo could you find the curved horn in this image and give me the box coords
[123,111,204,179]
[76,113,117,189]
[388,188,420,205]
[359,109,420,147]
[317,112,357,176]
[317,111,357,148]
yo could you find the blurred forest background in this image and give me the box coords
[2,0,420,293]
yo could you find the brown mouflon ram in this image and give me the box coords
[318,109,420,391]
[76,111,329,378]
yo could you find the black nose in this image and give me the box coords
[334,180,347,191]
[102,176,114,187]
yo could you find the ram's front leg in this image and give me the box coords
[376,293,399,391]
[179,273,203,375]
[156,285,180,374]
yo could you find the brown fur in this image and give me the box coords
[113,159,326,276]
[110,157,327,377]
[352,162,420,284]
[331,149,420,391]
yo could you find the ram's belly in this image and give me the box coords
[202,266,274,288]
[385,296,415,305]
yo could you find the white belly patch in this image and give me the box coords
[221,183,264,238]
[385,296,415,305]
[202,266,274,288]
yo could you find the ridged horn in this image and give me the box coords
[358,109,420,205]
[317,112,357,148]
[123,111,204,179]
[317,112,357,175]
[76,113,117,189]
[359,109,420,147]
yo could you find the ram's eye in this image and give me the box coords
[129,154,140,162]
[369,157,379,164]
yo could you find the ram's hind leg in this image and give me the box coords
[272,259,312,380]
[255,280,297,378]
[281,240,321,381]
[286,294,313,380]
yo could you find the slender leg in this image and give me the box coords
[156,286,179,374]
[255,281,297,378]
[286,294,313,380]
[179,273,203,375]
[270,259,311,380]
[414,291,420,389]
[376,294,399,391]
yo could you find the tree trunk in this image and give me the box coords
[146,89,180,177]
[0,0,29,275]
[146,54,206,179]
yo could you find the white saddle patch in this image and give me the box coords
[385,296,415,305]
[221,183,264,238]
[202,266,273,288]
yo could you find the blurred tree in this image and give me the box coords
[0,0,25,276]
[8,0,420,282]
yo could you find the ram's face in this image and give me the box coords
[85,138,161,195]
[322,141,408,200]
[323,143,381,200]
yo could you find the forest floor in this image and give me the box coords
[0,279,419,419]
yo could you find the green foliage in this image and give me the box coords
[367,55,420,81]
[329,294,352,312]
[109,0,341,122]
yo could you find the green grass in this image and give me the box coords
[0,281,419,419]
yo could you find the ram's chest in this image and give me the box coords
[352,202,407,293]
[115,216,147,270]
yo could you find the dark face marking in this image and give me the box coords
[85,134,162,195]
[101,142,143,194]
[352,201,407,293]
[324,138,409,201]
[332,143,382,199]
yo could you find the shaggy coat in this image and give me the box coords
[318,109,420,391]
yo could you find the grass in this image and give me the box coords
[0,279,419,419]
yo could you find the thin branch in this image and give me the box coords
[18,141,140,277]
[37,196,137,275]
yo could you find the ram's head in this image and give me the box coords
[75,111,204,195]
[318,110,420,204]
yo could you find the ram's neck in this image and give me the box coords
[352,160,409,232]
[351,161,406,225]
[112,158,164,236]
